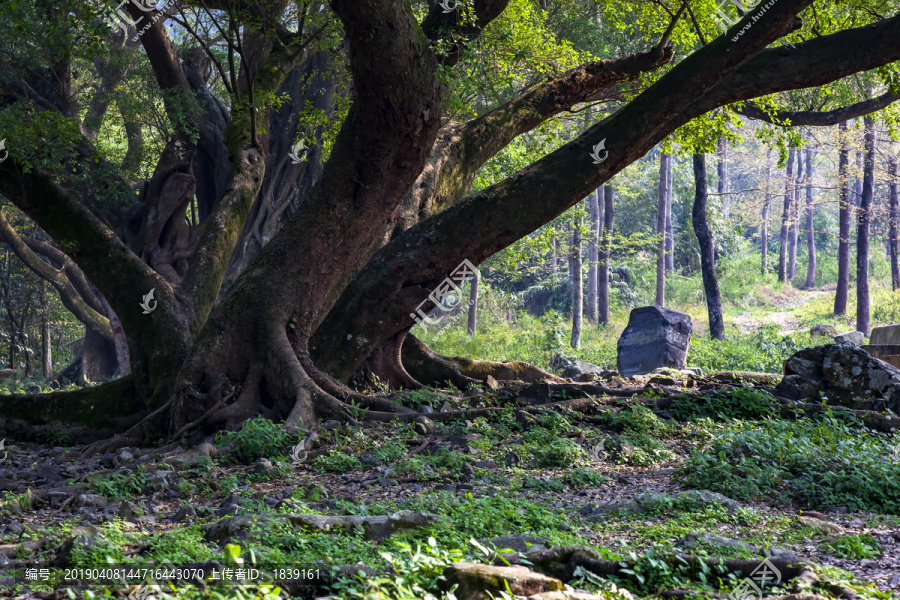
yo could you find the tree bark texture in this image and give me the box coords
[599,184,615,326]
[693,154,724,340]
[571,214,583,349]
[656,152,670,306]
[761,148,771,274]
[779,148,796,282]
[857,116,876,334]
[835,121,851,315]
[889,153,899,291]
[587,190,600,322]
[803,146,816,289]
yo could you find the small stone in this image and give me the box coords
[116,449,134,464]
[847,518,866,529]
[485,375,501,390]
[75,494,108,508]
[414,416,436,435]
[441,562,563,599]
[253,458,274,475]
[195,442,218,457]
[810,324,838,337]
[474,460,496,470]
[798,516,844,534]
[321,420,343,430]
[417,405,434,414]
[859,559,878,568]
[377,478,396,487]
[440,401,454,413]
[171,506,197,522]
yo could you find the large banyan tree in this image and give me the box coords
[0,0,899,448]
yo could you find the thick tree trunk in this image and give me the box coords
[656,152,669,306]
[890,154,899,291]
[788,148,802,281]
[761,149,771,274]
[599,184,615,326]
[693,154,724,340]
[467,272,479,335]
[803,147,816,289]
[835,121,851,315]
[571,214,583,348]
[778,148,796,282]
[857,116,876,335]
[586,191,599,322]
[665,154,675,273]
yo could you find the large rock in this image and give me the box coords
[204,511,437,543]
[617,306,692,377]
[834,331,865,345]
[869,324,900,345]
[441,562,564,600]
[810,324,837,337]
[549,355,604,380]
[775,344,900,411]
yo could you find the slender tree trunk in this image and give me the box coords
[694,154,724,340]
[761,148,771,274]
[889,153,899,291]
[40,281,52,379]
[778,148,796,282]
[854,148,864,207]
[551,238,559,275]
[666,154,675,273]
[803,146,816,289]
[788,148,802,281]
[598,184,614,326]
[716,139,728,219]
[467,271,479,335]
[571,214,583,348]
[857,116,876,334]
[567,230,574,300]
[835,121,851,315]
[587,190,599,322]
[656,152,669,306]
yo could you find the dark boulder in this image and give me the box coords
[549,354,604,379]
[617,306,692,377]
[775,344,900,412]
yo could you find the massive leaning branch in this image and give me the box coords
[314,3,900,382]
[0,165,183,395]
[0,208,113,340]
[384,46,674,239]
[735,88,900,126]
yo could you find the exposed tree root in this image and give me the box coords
[302,357,415,415]
[0,377,145,444]
[359,330,424,390]
[704,371,783,385]
[519,546,819,595]
[777,397,900,433]
[402,334,562,389]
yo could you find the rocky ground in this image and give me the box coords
[1,357,899,600]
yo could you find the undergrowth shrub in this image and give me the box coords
[678,410,900,512]
[824,534,883,560]
[216,416,294,464]
[667,388,780,422]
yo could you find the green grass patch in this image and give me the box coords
[678,411,900,512]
